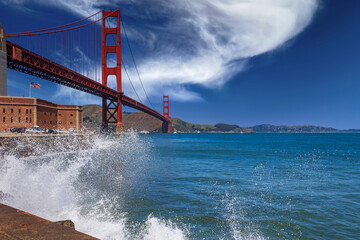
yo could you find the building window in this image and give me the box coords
[19,109,21,114]
[2,117,5,123]
[11,109,13,114]
[44,112,46,115]
[26,117,28,123]
[70,122,73,125]
[59,121,62,124]
[30,109,32,114]
[59,114,62,116]
[11,117,13,123]
[18,117,21,123]
[70,114,73,117]
[29,118,32,123]
[26,109,28,114]
[50,121,52,124]
[2,108,5,114]
[44,120,47,124]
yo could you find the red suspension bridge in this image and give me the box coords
[4,9,171,133]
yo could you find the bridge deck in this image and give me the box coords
[6,41,170,124]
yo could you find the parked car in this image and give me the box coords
[25,127,46,134]
[16,127,26,133]
[47,129,57,134]
[56,129,66,134]
[10,127,27,133]
[68,128,78,134]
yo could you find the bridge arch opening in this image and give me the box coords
[106,53,117,68]
[106,34,117,46]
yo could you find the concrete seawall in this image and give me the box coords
[0,203,99,239]
[0,134,102,239]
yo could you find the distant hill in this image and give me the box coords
[251,124,337,133]
[82,105,253,133]
[170,119,254,133]
[82,105,357,133]
[83,104,102,127]
[83,105,164,132]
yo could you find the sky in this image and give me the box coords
[0,0,359,129]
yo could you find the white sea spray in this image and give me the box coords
[0,133,188,240]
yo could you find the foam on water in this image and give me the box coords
[223,195,265,240]
[0,133,187,240]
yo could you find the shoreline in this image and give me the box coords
[0,134,96,158]
[0,203,99,239]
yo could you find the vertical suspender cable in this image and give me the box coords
[82,29,85,75]
[55,32,57,63]
[120,13,154,109]
[61,32,63,66]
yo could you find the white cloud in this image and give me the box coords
[2,0,319,103]
[53,86,101,105]
[122,0,319,102]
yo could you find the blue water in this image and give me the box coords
[130,133,360,239]
[1,133,359,239]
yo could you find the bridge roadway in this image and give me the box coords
[6,41,170,125]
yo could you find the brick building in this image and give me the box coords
[0,96,82,130]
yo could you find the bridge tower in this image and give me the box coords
[162,95,171,133]
[0,24,7,96]
[102,9,122,132]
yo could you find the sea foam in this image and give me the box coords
[0,133,188,240]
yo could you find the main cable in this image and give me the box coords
[105,18,143,104]
[6,12,112,37]
[119,11,155,110]
[122,60,143,103]
[6,11,102,36]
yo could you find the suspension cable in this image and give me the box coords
[6,12,113,37]
[6,10,102,36]
[105,18,143,104]
[119,11,155,109]
[122,60,143,103]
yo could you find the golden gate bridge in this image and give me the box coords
[4,9,171,133]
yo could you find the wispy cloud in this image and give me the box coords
[2,0,319,104]
[122,0,319,101]
[53,86,101,105]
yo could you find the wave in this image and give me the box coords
[0,133,187,240]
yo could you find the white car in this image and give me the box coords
[25,127,45,134]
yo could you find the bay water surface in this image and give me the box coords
[0,133,359,239]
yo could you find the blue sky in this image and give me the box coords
[0,0,359,129]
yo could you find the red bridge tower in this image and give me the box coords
[162,96,171,133]
[102,9,122,132]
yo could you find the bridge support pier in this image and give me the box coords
[116,97,123,133]
[101,97,109,131]
[162,121,171,133]
[102,96,123,133]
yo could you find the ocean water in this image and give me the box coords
[0,133,359,239]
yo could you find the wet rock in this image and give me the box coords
[55,220,75,230]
